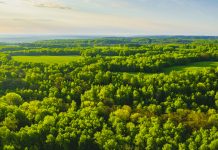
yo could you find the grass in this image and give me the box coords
[117,61,218,76]
[163,61,218,73]
[12,56,83,64]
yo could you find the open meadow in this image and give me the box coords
[12,56,83,64]
[163,61,218,73]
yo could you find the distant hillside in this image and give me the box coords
[19,36,218,48]
[0,35,218,44]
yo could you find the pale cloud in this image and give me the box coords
[22,0,72,10]
[81,0,131,8]
[0,1,6,4]
[34,2,72,10]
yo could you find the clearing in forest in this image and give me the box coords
[12,56,83,64]
[163,61,218,73]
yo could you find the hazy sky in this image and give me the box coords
[0,0,217,35]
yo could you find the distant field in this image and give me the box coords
[163,61,218,73]
[114,61,218,76]
[12,56,83,64]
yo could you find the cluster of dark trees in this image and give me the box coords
[0,38,218,149]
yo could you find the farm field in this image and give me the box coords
[163,61,218,73]
[12,56,83,64]
[112,61,218,76]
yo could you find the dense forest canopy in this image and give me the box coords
[0,37,218,150]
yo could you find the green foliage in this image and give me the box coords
[210,139,218,150]
[0,38,218,149]
[1,93,23,106]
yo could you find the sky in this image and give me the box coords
[0,0,217,35]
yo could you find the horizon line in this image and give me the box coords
[0,34,218,37]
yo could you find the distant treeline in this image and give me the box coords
[13,36,218,48]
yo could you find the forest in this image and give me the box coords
[0,37,218,150]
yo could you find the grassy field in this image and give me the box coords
[163,61,218,73]
[12,56,83,64]
[114,61,218,76]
